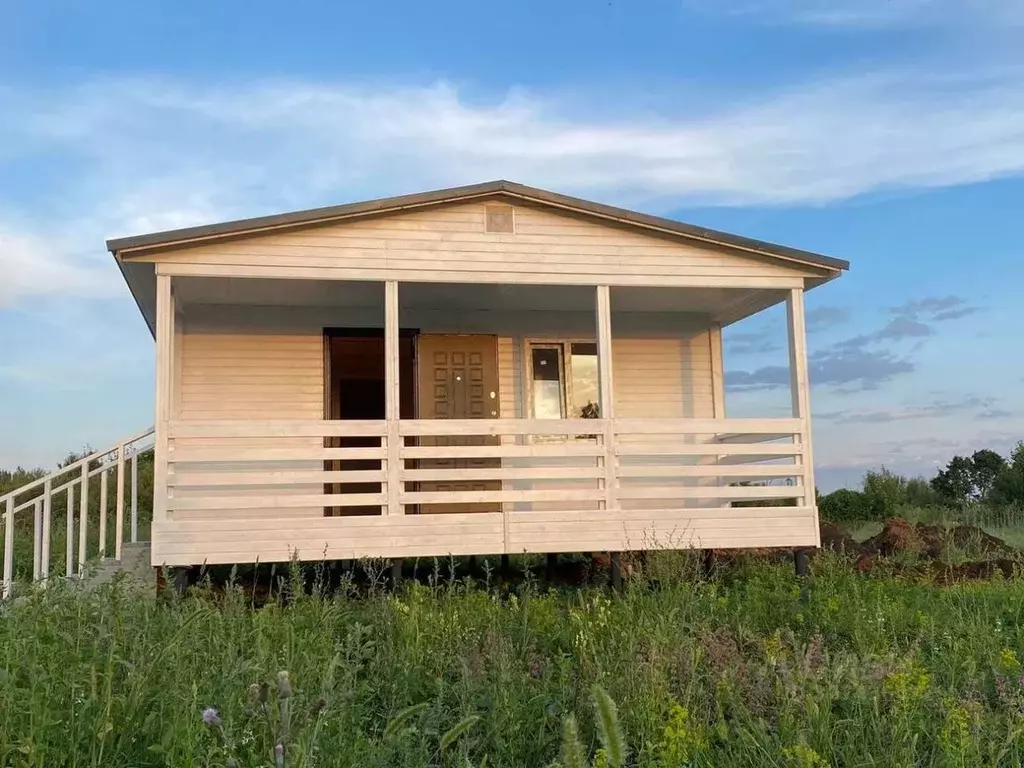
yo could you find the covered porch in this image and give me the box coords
[150,274,818,566]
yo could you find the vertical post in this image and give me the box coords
[154,272,173,527]
[32,499,43,581]
[115,443,126,561]
[705,324,727,502]
[3,496,14,598]
[41,478,52,584]
[595,285,616,511]
[99,467,109,559]
[709,324,726,419]
[609,552,622,591]
[66,485,75,576]
[130,452,139,543]
[384,280,401,516]
[787,287,819,543]
[78,462,89,576]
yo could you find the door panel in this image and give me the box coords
[416,335,500,514]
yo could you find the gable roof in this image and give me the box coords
[106,180,849,273]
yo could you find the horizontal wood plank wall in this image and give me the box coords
[151,507,818,565]
[175,325,324,520]
[136,202,824,286]
[614,333,715,511]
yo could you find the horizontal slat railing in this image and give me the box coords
[398,419,606,512]
[1,427,155,598]
[613,418,807,507]
[151,417,819,565]
[166,419,388,518]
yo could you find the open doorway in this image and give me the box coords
[324,329,415,515]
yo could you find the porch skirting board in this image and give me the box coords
[150,507,819,566]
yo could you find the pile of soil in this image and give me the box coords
[819,521,859,553]
[861,518,1016,559]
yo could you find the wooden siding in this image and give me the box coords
[135,202,823,287]
[178,331,323,420]
[175,327,325,520]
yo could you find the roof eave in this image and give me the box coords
[106,179,849,274]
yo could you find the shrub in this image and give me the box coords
[818,488,877,522]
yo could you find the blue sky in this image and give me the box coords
[1,0,1022,489]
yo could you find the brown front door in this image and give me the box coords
[416,334,500,514]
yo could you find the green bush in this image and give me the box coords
[817,488,878,522]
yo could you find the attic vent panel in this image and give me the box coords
[485,205,515,234]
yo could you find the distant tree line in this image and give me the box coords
[819,441,1024,522]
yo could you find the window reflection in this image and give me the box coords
[531,346,564,419]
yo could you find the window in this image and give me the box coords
[529,342,600,419]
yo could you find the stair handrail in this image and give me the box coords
[2,425,155,598]
[0,426,155,506]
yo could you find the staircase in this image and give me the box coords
[1,428,155,598]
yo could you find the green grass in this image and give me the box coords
[4,553,1024,766]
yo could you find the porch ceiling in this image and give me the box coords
[171,277,786,324]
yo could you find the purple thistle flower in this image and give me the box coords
[275,743,285,768]
[202,707,221,726]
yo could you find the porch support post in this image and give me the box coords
[786,287,819,541]
[384,280,402,517]
[595,286,617,512]
[154,272,174,526]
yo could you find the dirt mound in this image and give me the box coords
[862,518,923,556]
[862,518,1016,559]
[948,525,1015,555]
[820,521,858,553]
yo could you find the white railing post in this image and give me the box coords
[384,280,401,516]
[99,466,109,559]
[78,462,89,577]
[131,451,139,543]
[2,496,13,598]
[32,499,43,582]
[41,478,52,584]
[786,287,817,524]
[595,285,617,511]
[115,444,126,560]
[66,485,75,576]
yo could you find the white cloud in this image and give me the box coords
[692,0,1024,28]
[0,225,115,305]
[2,62,1024,303]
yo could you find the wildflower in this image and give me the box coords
[277,670,293,699]
[249,683,262,702]
[202,707,221,726]
[309,697,326,717]
[999,648,1022,676]
[656,703,708,766]
[274,743,285,768]
[781,744,829,767]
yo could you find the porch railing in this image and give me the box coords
[1,427,156,598]
[165,417,809,515]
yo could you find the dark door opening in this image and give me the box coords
[324,329,415,516]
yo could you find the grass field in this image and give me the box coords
[3,547,1024,767]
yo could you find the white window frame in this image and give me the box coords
[522,338,601,422]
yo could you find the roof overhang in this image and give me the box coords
[107,180,849,336]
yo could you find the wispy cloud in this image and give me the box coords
[817,394,1001,423]
[0,224,116,305]
[729,294,983,391]
[806,305,852,331]
[691,0,1024,28]
[3,62,1024,304]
